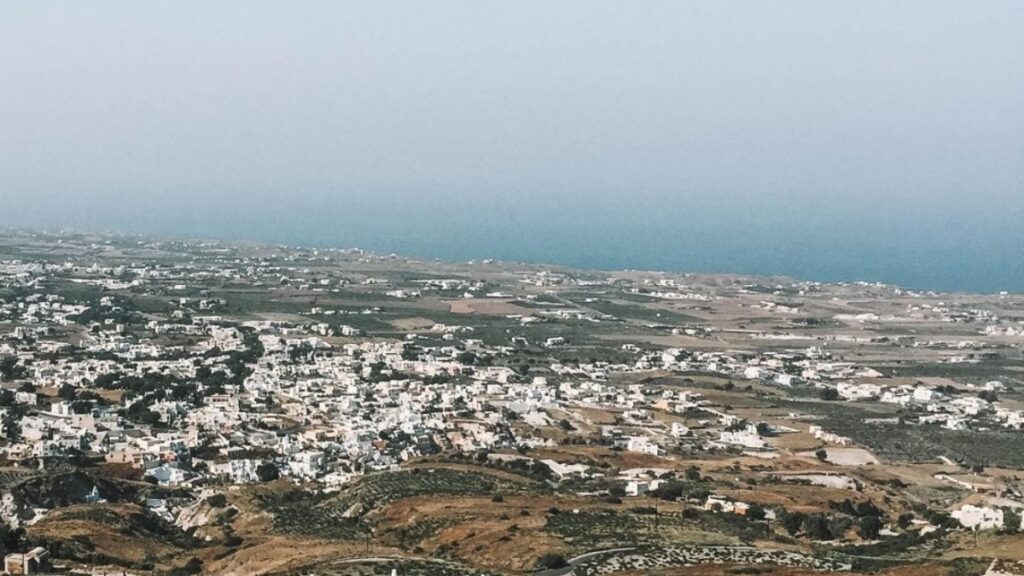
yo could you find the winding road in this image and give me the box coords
[532,547,638,576]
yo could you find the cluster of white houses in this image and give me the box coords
[2,244,1023,548]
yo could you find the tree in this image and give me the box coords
[855,500,883,517]
[815,449,829,462]
[2,413,22,442]
[1003,508,1022,533]
[0,523,26,552]
[651,481,685,501]
[828,516,852,540]
[819,387,840,401]
[747,503,767,521]
[256,462,279,482]
[978,390,999,403]
[804,514,833,540]
[858,516,882,539]
[781,511,805,536]
[897,513,914,530]
[124,402,161,427]
[0,357,25,381]
[182,557,203,575]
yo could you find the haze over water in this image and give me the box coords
[2,2,1022,292]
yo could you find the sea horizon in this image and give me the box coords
[6,218,1021,296]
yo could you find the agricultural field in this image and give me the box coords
[777,399,1024,467]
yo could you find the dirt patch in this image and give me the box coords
[202,537,399,576]
[374,494,581,572]
[388,317,437,330]
[446,299,532,316]
[801,447,880,466]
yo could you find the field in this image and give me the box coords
[258,467,546,541]
[778,399,1024,467]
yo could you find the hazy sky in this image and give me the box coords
[1,2,1022,290]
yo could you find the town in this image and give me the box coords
[0,230,1023,576]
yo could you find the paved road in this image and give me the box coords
[533,547,637,576]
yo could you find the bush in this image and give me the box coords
[535,553,568,570]
[948,558,988,576]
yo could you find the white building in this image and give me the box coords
[952,505,1004,531]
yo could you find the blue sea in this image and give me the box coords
[36,192,1021,295]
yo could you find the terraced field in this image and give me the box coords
[271,557,494,576]
[46,504,197,547]
[572,545,852,576]
[257,489,368,540]
[0,467,40,488]
[333,467,545,509]
[544,508,766,550]
[259,467,545,540]
[381,517,457,550]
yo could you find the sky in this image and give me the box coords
[1,2,1023,292]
